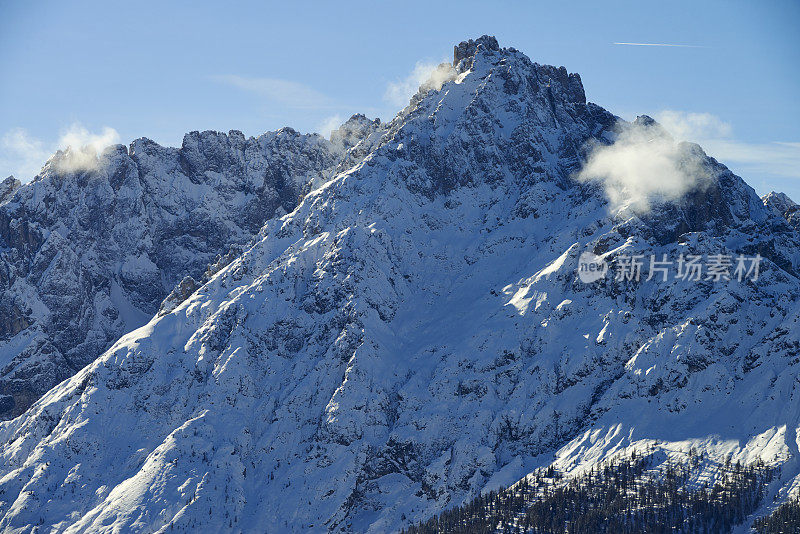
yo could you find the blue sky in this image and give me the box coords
[1,0,799,198]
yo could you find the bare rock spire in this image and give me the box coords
[453,35,500,65]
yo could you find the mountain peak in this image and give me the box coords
[763,190,800,229]
[453,35,500,65]
[329,114,382,150]
[633,114,657,127]
[0,176,20,204]
[763,190,798,211]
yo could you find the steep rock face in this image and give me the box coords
[2,36,800,533]
[0,128,345,419]
[0,177,20,205]
[328,115,388,183]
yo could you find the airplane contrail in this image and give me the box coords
[614,42,705,48]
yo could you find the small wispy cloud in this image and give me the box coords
[655,111,732,140]
[1,128,50,179]
[1,123,120,181]
[316,114,343,139]
[212,74,332,109]
[701,139,800,179]
[653,110,800,189]
[613,42,706,48]
[384,61,457,108]
[52,124,121,174]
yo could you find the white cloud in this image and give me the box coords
[51,124,121,174]
[577,119,711,213]
[59,124,120,153]
[579,110,800,210]
[384,61,456,108]
[213,75,331,109]
[1,123,120,181]
[316,115,343,139]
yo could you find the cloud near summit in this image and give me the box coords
[576,118,712,213]
[384,61,457,108]
[1,123,120,181]
[578,109,800,213]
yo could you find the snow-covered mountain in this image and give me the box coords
[0,123,386,419]
[2,35,800,532]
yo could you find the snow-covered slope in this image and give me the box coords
[0,128,349,419]
[2,36,800,532]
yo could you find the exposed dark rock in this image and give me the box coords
[0,176,20,204]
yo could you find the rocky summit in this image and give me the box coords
[1,36,800,532]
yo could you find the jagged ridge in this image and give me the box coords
[0,121,383,419]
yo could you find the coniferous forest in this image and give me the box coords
[403,449,788,533]
[753,496,800,533]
